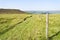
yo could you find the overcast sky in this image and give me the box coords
[0,0,60,11]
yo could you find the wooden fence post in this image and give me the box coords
[46,12,49,40]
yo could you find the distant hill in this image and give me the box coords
[26,11,60,14]
[0,9,26,14]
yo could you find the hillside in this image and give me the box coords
[0,10,60,40]
[0,9,26,14]
[0,14,46,40]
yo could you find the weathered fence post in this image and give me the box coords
[46,12,49,40]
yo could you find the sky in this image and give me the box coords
[0,0,60,11]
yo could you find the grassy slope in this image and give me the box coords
[49,14,60,40]
[0,14,60,40]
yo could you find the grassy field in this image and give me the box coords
[0,14,60,40]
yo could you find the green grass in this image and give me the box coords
[0,14,60,40]
[49,14,60,40]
